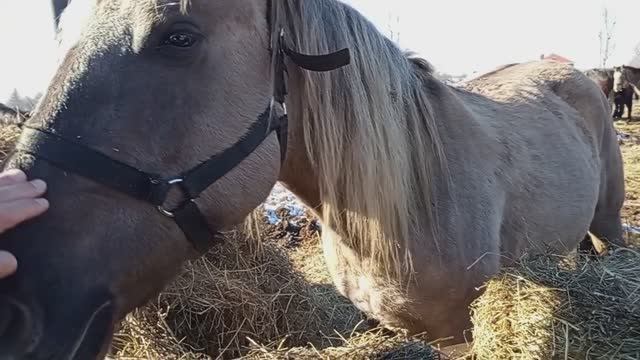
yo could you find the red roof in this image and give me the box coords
[540,53,574,64]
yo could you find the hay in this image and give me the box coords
[0,103,26,161]
[242,328,438,360]
[109,230,366,359]
[108,306,209,360]
[470,247,640,360]
[0,124,20,162]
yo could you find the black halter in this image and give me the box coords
[15,31,351,254]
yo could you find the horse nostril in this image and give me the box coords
[0,297,34,356]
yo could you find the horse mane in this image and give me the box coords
[272,0,446,279]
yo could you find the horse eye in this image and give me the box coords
[163,32,198,48]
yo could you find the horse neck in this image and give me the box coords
[277,70,322,211]
[273,1,449,279]
[629,68,640,86]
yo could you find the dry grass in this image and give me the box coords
[0,124,20,160]
[242,328,437,360]
[470,247,640,360]
[0,104,27,161]
[109,230,366,359]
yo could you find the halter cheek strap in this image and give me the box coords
[15,34,351,254]
[282,43,352,73]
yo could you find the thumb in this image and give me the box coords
[0,251,17,278]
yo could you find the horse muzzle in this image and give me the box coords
[0,296,115,360]
[0,296,37,358]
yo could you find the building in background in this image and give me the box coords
[540,53,575,66]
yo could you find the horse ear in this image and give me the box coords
[51,0,70,29]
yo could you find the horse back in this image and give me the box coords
[462,61,614,148]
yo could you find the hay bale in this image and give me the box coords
[0,123,21,162]
[470,247,640,360]
[242,328,438,360]
[109,306,209,360]
[110,230,366,359]
[0,104,26,162]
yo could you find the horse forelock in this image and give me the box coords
[271,0,447,280]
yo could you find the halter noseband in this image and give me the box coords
[15,30,351,254]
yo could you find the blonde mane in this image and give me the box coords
[272,0,447,279]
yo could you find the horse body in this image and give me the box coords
[584,67,614,100]
[0,0,625,357]
[613,66,637,120]
[621,65,640,89]
[282,60,624,342]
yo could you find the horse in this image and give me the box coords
[582,67,632,120]
[620,65,640,101]
[613,66,636,120]
[0,0,625,358]
[584,67,614,100]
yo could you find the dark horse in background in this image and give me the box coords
[613,65,640,120]
[612,66,637,120]
[584,66,639,120]
[584,68,615,101]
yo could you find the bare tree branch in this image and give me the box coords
[599,7,616,68]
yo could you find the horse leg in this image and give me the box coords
[583,205,625,256]
[582,111,626,253]
[588,180,625,252]
[613,101,621,119]
[579,232,609,255]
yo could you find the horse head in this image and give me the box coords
[0,0,349,358]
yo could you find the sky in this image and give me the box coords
[0,0,639,103]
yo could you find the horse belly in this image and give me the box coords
[504,140,601,256]
[321,230,484,342]
[320,230,418,329]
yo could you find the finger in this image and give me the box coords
[0,180,47,203]
[0,169,27,187]
[0,198,49,233]
[0,251,17,279]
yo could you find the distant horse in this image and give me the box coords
[613,66,636,120]
[620,65,640,100]
[584,67,614,100]
[0,0,625,358]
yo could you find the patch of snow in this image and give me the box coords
[260,183,309,225]
[623,223,640,235]
[262,184,640,239]
[617,131,631,143]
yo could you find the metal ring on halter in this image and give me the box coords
[157,178,186,218]
[269,97,287,116]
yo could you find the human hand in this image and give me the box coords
[0,169,49,279]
